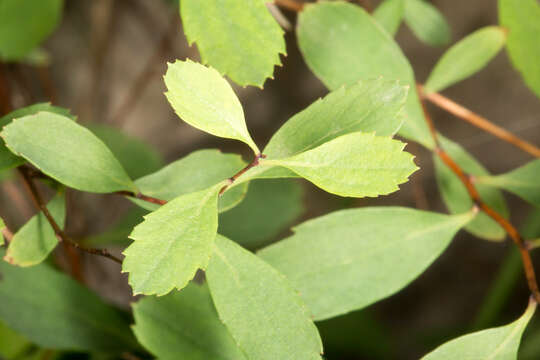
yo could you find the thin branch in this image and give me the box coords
[419,85,540,158]
[116,191,168,206]
[1,226,14,245]
[274,0,304,12]
[0,63,13,114]
[219,153,266,195]
[417,85,540,303]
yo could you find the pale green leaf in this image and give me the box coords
[219,179,304,249]
[259,207,475,320]
[297,1,433,148]
[425,26,507,93]
[0,217,5,246]
[404,0,451,46]
[123,184,222,295]
[5,192,65,267]
[1,112,136,193]
[499,0,540,98]
[133,149,248,213]
[0,0,63,61]
[266,132,417,198]
[373,0,404,36]
[207,235,323,360]
[0,254,137,351]
[164,60,259,153]
[435,136,508,240]
[476,159,540,208]
[421,299,536,359]
[180,0,285,87]
[132,283,245,360]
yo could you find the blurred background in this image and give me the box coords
[1,0,540,359]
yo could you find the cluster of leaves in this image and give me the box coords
[0,0,540,359]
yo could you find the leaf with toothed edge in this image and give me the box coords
[122,183,222,296]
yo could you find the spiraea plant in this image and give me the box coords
[0,0,539,359]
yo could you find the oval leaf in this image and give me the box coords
[164,60,259,153]
[404,0,451,46]
[259,207,475,320]
[207,235,323,360]
[267,132,417,198]
[425,26,507,93]
[1,112,136,193]
[373,0,405,36]
[180,0,285,87]
[122,184,221,296]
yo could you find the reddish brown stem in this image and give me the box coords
[0,63,13,114]
[1,226,14,244]
[219,153,266,195]
[116,191,168,206]
[274,0,304,12]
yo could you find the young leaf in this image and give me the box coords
[164,60,259,153]
[373,0,405,36]
[180,0,285,87]
[1,112,136,193]
[207,235,323,360]
[133,149,248,213]
[219,179,304,249]
[476,159,540,208]
[259,207,475,320]
[421,299,536,359]
[5,192,65,267]
[424,26,507,93]
[0,0,63,60]
[132,283,245,360]
[435,136,509,240]
[0,254,137,352]
[297,1,434,148]
[404,0,451,46]
[266,132,417,198]
[122,184,221,296]
[499,0,540,98]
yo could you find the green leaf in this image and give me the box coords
[259,207,475,320]
[424,26,507,93]
[207,235,323,360]
[133,149,248,213]
[180,0,285,87]
[132,283,245,360]
[0,254,137,352]
[164,60,259,153]
[297,1,434,148]
[122,184,222,295]
[404,0,451,46]
[421,299,536,359]
[219,179,304,249]
[89,124,163,179]
[0,217,5,246]
[434,136,508,240]
[266,132,417,198]
[373,0,404,36]
[0,319,32,360]
[1,112,136,193]
[0,0,63,61]
[5,192,65,267]
[499,0,540,98]
[476,159,540,208]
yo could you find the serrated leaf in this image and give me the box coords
[404,0,451,46]
[219,179,304,249]
[425,26,507,93]
[5,192,65,267]
[435,136,509,240]
[499,0,540,98]
[1,112,136,193]
[0,0,63,61]
[373,0,404,36]
[164,60,259,153]
[180,0,285,87]
[132,283,245,360]
[421,299,535,359]
[0,254,137,352]
[207,235,323,360]
[476,159,540,208]
[267,132,417,198]
[123,184,221,295]
[133,149,248,213]
[297,1,433,148]
[259,207,475,320]
[89,124,163,179]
